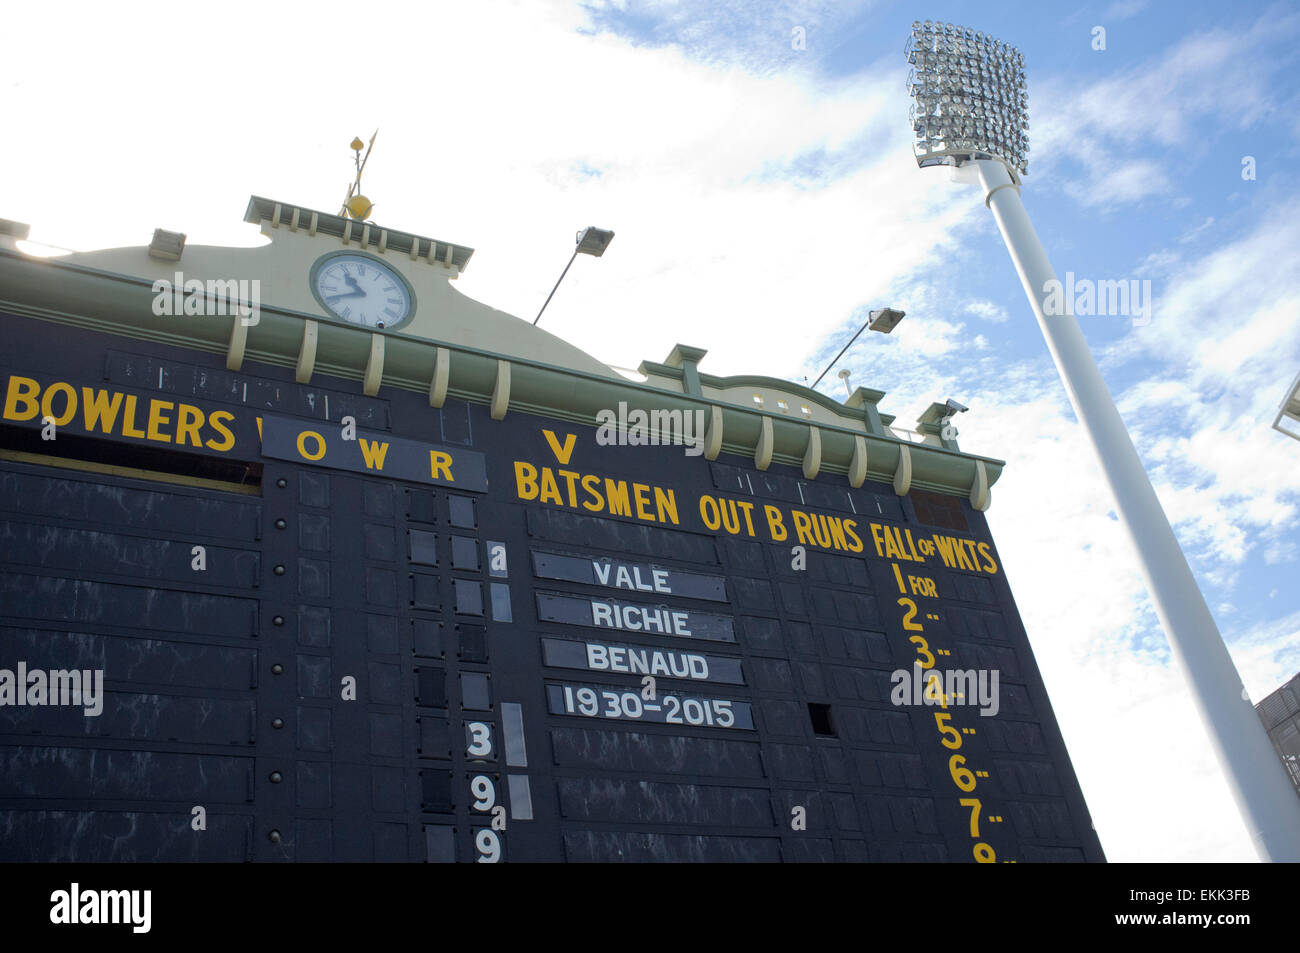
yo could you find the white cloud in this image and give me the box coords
[964,299,1010,323]
[1102,0,1149,20]
[1034,9,1300,209]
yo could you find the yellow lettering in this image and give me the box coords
[605,479,632,517]
[881,527,902,560]
[765,505,788,542]
[146,399,174,443]
[296,429,326,461]
[633,483,654,521]
[205,410,236,452]
[514,461,539,501]
[826,516,848,552]
[869,522,886,557]
[542,429,577,465]
[360,438,391,471]
[736,500,756,537]
[121,395,147,438]
[81,388,124,434]
[2,376,41,421]
[843,520,863,553]
[653,487,679,525]
[699,495,721,531]
[539,467,563,505]
[932,535,958,569]
[557,469,581,507]
[580,473,604,512]
[953,539,976,571]
[977,542,998,574]
[792,510,815,546]
[175,404,204,447]
[40,382,77,427]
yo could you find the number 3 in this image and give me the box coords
[467,722,493,758]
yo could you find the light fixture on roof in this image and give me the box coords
[148,228,186,261]
[907,20,1300,861]
[533,226,616,326]
[811,308,905,389]
[575,226,615,257]
[868,307,906,333]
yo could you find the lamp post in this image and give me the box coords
[534,226,615,326]
[811,308,905,389]
[905,19,1300,861]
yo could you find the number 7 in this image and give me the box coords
[960,797,982,838]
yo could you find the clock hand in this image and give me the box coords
[325,290,367,302]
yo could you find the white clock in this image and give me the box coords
[310,251,416,330]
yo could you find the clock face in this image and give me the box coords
[310,252,415,330]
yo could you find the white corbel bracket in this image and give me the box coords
[491,360,511,420]
[893,444,913,496]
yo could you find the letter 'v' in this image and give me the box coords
[542,429,576,464]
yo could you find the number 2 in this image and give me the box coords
[898,597,924,631]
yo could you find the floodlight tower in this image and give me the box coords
[905,20,1300,861]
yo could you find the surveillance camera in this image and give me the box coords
[945,398,969,414]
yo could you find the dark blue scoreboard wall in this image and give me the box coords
[0,314,1105,862]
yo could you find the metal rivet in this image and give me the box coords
[271,718,284,729]
[273,615,284,626]
[273,564,285,576]
[275,519,287,530]
[271,663,283,675]
[269,829,282,843]
[276,478,287,488]
[269,771,283,783]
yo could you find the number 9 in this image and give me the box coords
[476,829,501,863]
[471,775,496,812]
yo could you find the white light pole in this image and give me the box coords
[905,19,1300,862]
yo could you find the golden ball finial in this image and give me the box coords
[350,137,365,152]
[346,194,374,220]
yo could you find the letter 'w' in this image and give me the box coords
[359,438,390,470]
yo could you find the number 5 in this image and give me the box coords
[935,712,961,749]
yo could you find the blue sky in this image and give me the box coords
[4,0,1299,860]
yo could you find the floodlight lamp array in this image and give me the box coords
[906,20,1029,175]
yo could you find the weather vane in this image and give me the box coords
[340,130,378,220]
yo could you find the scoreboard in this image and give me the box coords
[0,312,1104,863]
